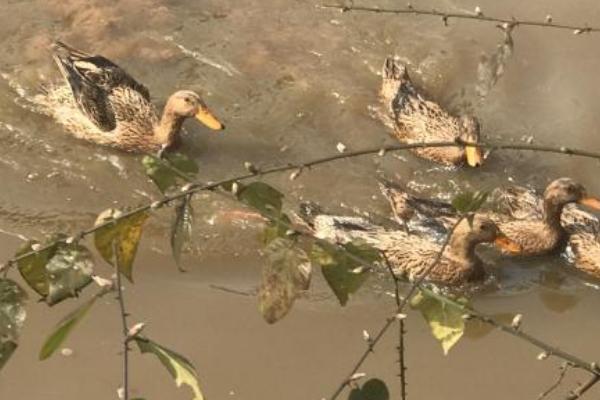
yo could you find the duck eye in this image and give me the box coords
[184,97,192,104]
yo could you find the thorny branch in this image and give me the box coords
[328,217,465,400]
[382,254,407,400]
[3,139,600,276]
[114,246,131,400]
[319,3,600,35]
[566,375,600,400]
[2,142,600,398]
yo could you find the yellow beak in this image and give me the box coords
[578,197,600,210]
[494,234,522,254]
[195,108,225,131]
[465,145,483,167]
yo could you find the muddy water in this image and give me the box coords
[1,0,600,399]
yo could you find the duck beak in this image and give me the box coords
[494,234,522,254]
[578,196,600,210]
[465,145,483,167]
[195,107,225,131]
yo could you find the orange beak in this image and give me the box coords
[578,197,600,211]
[494,234,522,254]
[195,107,225,131]
[465,145,483,167]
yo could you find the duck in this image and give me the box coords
[310,213,521,286]
[379,178,600,260]
[487,182,600,279]
[378,58,483,167]
[43,41,224,153]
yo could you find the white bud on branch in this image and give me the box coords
[349,372,367,383]
[362,330,371,342]
[244,162,259,174]
[126,322,146,340]
[511,314,523,329]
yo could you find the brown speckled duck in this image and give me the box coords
[379,178,600,262]
[311,213,520,286]
[43,41,224,153]
[378,58,483,167]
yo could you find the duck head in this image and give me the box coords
[544,178,600,211]
[166,90,225,130]
[451,215,521,255]
[458,116,483,167]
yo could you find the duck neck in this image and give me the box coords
[446,231,478,263]
[154,108,185,147]
[542,199,565,232]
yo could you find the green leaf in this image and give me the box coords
[16,240,58,296]
[451,191,489,213]
[258,238,311,324]
[142,153,198,193]
[236,182,284,218]
[15,240,94,305]
[410,290,468,355]
[45,244,94,306]
[311,241,380,306]
[349,379,389,400]
[171,196,194,271]
[39,296,97,360]
[261,213,293,245]
[0,279,27,370]
[0,341,17,371]
[94,209,149,282]
[135,337,204,400]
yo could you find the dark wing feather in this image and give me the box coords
[51,41,150,132]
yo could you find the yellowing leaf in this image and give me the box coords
[410,291,467,355]
[94,209,149,282]
[39,296,97,360]
[15,241,94,306]
[16,241,57,296]
[135,337,204,400]
[258,238,312,323]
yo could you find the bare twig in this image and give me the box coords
[318,4,600,34]
[538,362,571,400]
[566,375,600,400]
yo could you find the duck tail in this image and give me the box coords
[382,58,410,83]
[51,40,91,60]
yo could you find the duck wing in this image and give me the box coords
[51,41,151,132]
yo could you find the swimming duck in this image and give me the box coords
[44,41,224,153]
[487,182,600,279]
[379,178,600,258]
[378,58,483,167]
[311,213,520,286]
